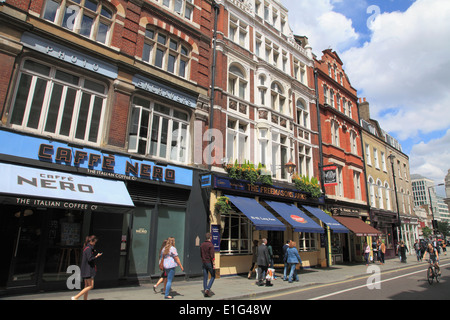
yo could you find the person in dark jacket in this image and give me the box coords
[71,235,102,300]
[200,232,216,297]
[256,238,272,287]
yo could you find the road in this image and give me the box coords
[253,258,450,300]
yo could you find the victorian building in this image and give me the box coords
[0,0,213,294]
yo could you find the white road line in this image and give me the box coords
[309,262,449,300]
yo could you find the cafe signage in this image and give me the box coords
[213,176,309,201]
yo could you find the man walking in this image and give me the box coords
[256,238,272,287]
[200,232,215,297]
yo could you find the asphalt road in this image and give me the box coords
[254,259,450,300]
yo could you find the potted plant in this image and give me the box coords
[215,196,232,214]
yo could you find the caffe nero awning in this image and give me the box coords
[0,162,135,214]
[225,195,286,231]
[302,205,349,233]
[264,200,324,233]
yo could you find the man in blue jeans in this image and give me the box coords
[200,232,216,297]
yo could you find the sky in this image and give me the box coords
[281,0,450,196]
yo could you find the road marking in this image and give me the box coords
[310,262,450,300]
[254,260,450,300]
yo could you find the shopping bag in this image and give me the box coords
[266,268,275,281]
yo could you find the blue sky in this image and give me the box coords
[282,0,450,195]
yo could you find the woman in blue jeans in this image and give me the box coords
[161,237,184,299]
[285,241,302,283]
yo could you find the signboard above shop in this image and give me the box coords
[0,130,193,187]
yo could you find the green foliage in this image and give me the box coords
[215,196,232,214]
[292,173,322,198]
[225,160,273,185]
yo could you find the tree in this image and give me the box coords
[422,226,433,239]
[437,221,450,240]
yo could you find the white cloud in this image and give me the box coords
[341,0,450,140]
[409,129,450,183]
[282,0,359,54]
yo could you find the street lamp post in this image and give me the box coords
[388,154,402,240]
[427,183,445,236]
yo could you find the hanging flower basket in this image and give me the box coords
[215,196,232,214]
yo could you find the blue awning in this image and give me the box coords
[265,201,324,233]
[225,195,286,231]
[302,205,348,233]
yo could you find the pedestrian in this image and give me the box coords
[363,242,371,266]
[200,232,215,297]
[378,239,386,265]
[442,242,447,256]
[153,239,168,294]
[286,241,302,283]
[396,242,401,262]
[71,235,102,300]
[248,240,259,279]
[161,237,184,299]
[256,238,272,287]
[413,239,421,262]
[266,240,275,279]
[399,241,408,263]
[282,240,291,281]
[372,239,378,263]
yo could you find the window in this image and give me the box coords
[293,59,306,84]
[298,232,318,251]
[128,96,190,163]
[42,0,114,44]
[354,171,361,200]
[142,28,190,78]
[298,143,311,177]
[381,151,387,171]
[296,100,309,128]
[335,166,343,197]
[228,64,247,99]
[350,130,357,154]
[365,144,372,166]
[385,182,391,210]
[220,212,252,254]
[323,85,329,105]
[373,147,379,169]
[226,118,248,164]
[271,132,292,180]
[368,177,376,207]
[258,128,268,166]
[271,82,286,113]
[162,0,194,20]
[258,75,267,106]
[331,120,340,147]
[229,15,248,48]
[10,59,107,145]
[377,180,383,208]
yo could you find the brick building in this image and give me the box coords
[0,0,213,294]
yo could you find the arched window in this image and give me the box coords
[228,64,247,99]
[385,182,391,210]
[368,177,376,207]
[42,0,115,44]
[296,99,309,128]
[377,179,383,209]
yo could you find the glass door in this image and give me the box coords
[8,209,44,287]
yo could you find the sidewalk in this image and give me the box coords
[2,255,446,300]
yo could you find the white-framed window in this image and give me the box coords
[271,132,292,180]
[258,75,267,106]
[255,32,262,58]
[373,147,380,169]
[350,130,357,154]
[162,0,194,20]
[228,64,247,100]
[42,0,115,44]
[381,151,387,171]
[229,15,248,48]
[226,118,249,164]
[128,96,190,163]
[385,182,391,210]
[258,128,269,167]
[142,27,190,79]
[298,143,311,177]
[368,177,376,207]
[330,89,335,108]
[323,85,329,105]
[336,94,341,112]
[335,166,343,197]
[293,59,306,85]
[9,59,107,145]
[271,82,286,114]
[365,144,372,166]
[331,120,340,147]
[353,171,361,201]
[377,179,383,209]
[298,232,318,251]
[296,100,309,129]
[220,211,252,254]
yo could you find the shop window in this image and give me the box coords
[220,212,252,254]
[9,59,107,146]
[42,0,115,45]
[142,27,191,79]
[298,232,318,251]
[128,96,190,164]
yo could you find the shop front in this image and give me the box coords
[0,129,207,294]
[369,209,399,259]
[209,175,349,276]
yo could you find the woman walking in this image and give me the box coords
[153,239,168,293]
[363,242,371,266]
[161,237,184,299]
[71,235,102,300]
[285,241,302,283]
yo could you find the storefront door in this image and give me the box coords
[6,208,44,288]
[267,231,284,264]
